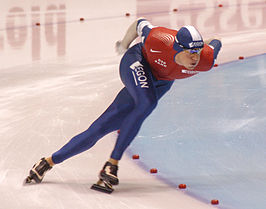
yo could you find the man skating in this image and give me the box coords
[25,17,222,193]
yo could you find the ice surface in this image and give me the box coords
[129,55,266,209]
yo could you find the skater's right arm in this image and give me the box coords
[116,18,154,54]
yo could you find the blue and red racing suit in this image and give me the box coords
[52,19,222,163]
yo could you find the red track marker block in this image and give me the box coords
[117,130,120,134]
[239,56,244,60]
[80,18,84,21]
[125,13,130,17]
[36,23,40,26]
[211,199,219,205]
[132,154,139,160]
[214,64,219,67]
[150,168,158,173]
[178,184,187,189]
[218,4,223,7]
[173,8,178,12]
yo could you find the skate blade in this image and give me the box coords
[23,173,42,185]
[91,181,114,194]
[23,176,33,185]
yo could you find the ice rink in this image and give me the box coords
[0,0,266,209]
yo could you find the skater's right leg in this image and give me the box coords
[96,43,159,187]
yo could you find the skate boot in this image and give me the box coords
[24,158,52,184]
[99,161,119,185]
[91,161,119,194]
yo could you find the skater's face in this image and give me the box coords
[175,49,201,70]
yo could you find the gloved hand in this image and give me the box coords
[115,41,127,55]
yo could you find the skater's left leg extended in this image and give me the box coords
[51,87,134,164]
[25,88,134,184]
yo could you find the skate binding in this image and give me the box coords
[24,157,52,184]
[91,179,114,194]
[91,161,119,194]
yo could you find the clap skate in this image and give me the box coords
[24,158,52,184]
[91,161,119,194]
